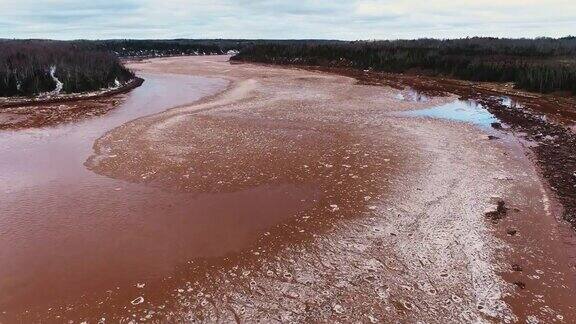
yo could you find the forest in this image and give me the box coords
[0,40,134,97]
[231,37,576,95]
[93,39,243,57]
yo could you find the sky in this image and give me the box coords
[0,0,574,40]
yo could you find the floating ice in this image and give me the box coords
[131,296,144,305]
[333,304,345,314]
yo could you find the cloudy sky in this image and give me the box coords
[0,0,574,40]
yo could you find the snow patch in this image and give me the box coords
[49,66,64,95]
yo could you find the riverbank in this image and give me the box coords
[0,77,144,130]
[292,65,576,231]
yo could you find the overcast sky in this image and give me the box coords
[0,0,574,40]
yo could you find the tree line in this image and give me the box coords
[3,38,575,97]
[92,39,340,58]
[231,37,576,95]
[0,40,134,97]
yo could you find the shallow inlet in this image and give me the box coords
[402,98,501,127]
[0,73,320,313]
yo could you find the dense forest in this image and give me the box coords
[0,40,134,97]
[232,37,576,95]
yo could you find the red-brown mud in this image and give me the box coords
[306,64,576,323]
[1,56,575,323]
[0,71,229,321]
[298,66,576,228]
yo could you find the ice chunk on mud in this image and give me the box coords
[333,304,345,314]
[131,296,144,305]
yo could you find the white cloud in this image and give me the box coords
[355,1,404,16]
[0,0,574,39]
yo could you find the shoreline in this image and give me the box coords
[0,77,145,130]
[0,77,145,109]
[238,61,576,231]
[230,60,576,127]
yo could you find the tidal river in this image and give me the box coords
[0,71,316,318]
[2,56,575,323]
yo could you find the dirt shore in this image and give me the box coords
[0,77,143,130]
[2,56,576,323]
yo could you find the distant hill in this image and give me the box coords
[91,39,343,58]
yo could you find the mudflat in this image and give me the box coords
[1,56,575,323]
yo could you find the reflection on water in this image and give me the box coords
[403,99,500,127]
[396,89,430,102]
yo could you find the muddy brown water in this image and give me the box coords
[0,73,322,315]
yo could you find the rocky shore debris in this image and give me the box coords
[491,122,503,129]
[513,281,526,289]
[485,198,508,223]
[479,96,576,229]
